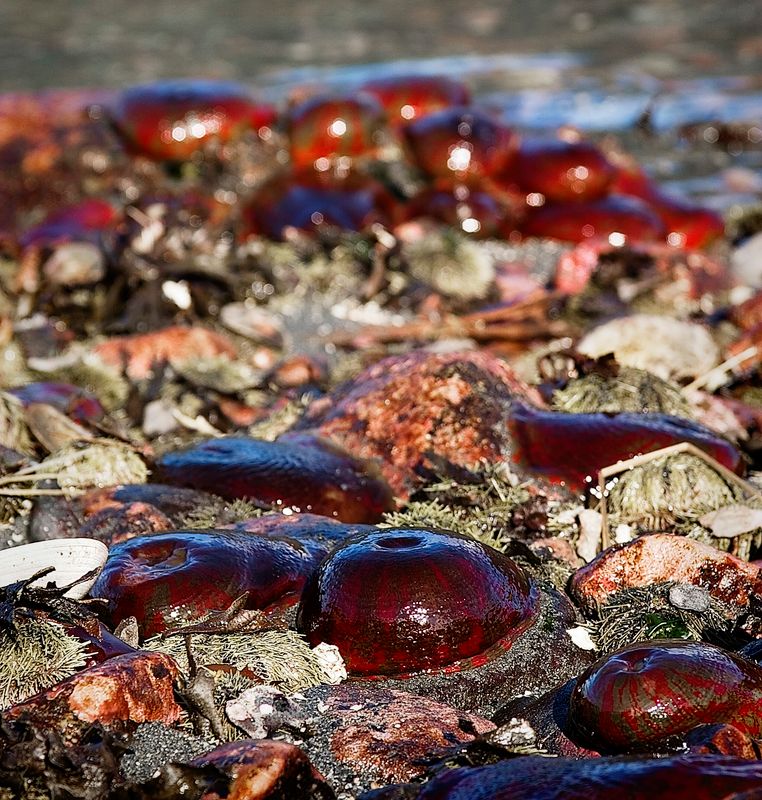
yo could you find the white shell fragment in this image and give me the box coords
[566,626,597,651]
[699,504,762,539]
[578,314,719,380]
[313,642,348,684]
[0,539,108,599]
[576,509,603,564]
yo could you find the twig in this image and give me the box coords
[326,291,568,348]
[683,346,758,392]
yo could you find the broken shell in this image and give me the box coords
[577,314,719,381]
[0,538,108,599]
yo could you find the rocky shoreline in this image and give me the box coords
[0,75,760,798]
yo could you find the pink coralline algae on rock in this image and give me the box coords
[570,533,762,614]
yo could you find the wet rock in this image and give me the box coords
[669,583,712,612]
[683,724,762,759]
[298,350,542,499]
[570,533,762,614]
[29,483,220,542]
[42,241,105,286]
[190,739,334,799]
[226,685,311,739]
[78,502,173,545]
[3,651,181,736]
[92,325,238,380]
[297,683,494,796]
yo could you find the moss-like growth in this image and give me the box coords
[382,466,580,587]
[178,499,264,530]
[36,355,129,413]
[592,583,732,654]
[175,357,262,393]
[402,231,495,300]
[247,398,308,442]
[726,203,762,243]
[0,618,89,708]
[0,440,148,498]
[551,367,692,416]
[145,629,330,693]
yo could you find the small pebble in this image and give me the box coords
[669,583,711,613]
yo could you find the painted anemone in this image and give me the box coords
[296,527,539,676]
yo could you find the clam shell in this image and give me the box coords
[0,539,108,599]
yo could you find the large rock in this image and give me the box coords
[3,651,181,735]
[570,533,762,614]
[190,739,333,799]
[297,683,494,794]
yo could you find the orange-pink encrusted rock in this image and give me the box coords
[570,533,762,614]
[4,651,181,730]
[298,350,542,499]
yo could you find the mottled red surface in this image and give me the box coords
[520,194,664,244]
[570,533,762,613]
[108,80,276,161]
[4,651,181,729]
[78,501,174,545]
[242,171,397,240]
[404,107,519,180]
[29,484,221,542]
[507,401,743,491]
[192,739,332,800]
[319,684,494,782]
[0,89,116,233]
[301,350,741,497]
[297,527,538,676]
[730,290,762,331]
[92,325,238,379]
[156,434,394,523]
[505,139,616,204]
[569,641,762,752]
[301,350,540,499]
[413,755,762,799]
[360,75,470,127]
[553,240,734,297]
[91,529,331,636]
[286,93,387,170]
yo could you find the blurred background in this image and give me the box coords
[0,0,760,206]
[0,0,759,91]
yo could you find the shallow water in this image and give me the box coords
[1,0,761,208]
